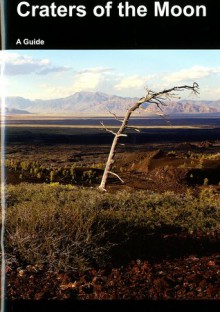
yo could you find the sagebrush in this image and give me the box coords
[5,183,220,270]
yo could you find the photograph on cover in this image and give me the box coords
[1,49,220,301]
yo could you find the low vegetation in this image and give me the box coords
[5,159,104,185]
[5,183,220,271]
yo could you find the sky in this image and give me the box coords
[1,50,220,101]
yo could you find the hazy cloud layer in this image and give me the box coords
[163,66,220,83]
[0,52,70,76]
[2,51,220,101]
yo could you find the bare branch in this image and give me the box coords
[153,82,199,98]
[137,97,146,104]
[125,126,141,132]
[149,98,167,107]
[144,83,199,112]
[108,111,123,123]
[148,100,165,112]
[100,121,117,136]
[107,171,124,184]
[155,112,172,125]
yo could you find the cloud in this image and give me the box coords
[37,66,70,75]
[163,66,220,83]
[71,67,114,92]
[115,75,146,90]
[76,67,113,75]
[38,84,75,99]
[73,72,101,91]
[38,68,111,98]
[201,86,220,100]
[0,52,70,76]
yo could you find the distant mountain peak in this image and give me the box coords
[5,107,30,115]
[2,91,220,115]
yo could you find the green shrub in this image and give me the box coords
[5,184,220,270]
[5,184,113,271]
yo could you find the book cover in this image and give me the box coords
[1,0,220,311]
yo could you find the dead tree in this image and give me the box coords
[98,83,199,192]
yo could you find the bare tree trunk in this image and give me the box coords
[98,83,199,192]
[98,132,120,191]
[98,99,150,191]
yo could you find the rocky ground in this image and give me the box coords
[6,248,220,300]
[4,141,220,305]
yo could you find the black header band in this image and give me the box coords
[2,0,220,49]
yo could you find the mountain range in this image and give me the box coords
[3,91,220,115]
[5,107,30,114]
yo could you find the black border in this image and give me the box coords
[5,300,220,312]
[2,0,220,49]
